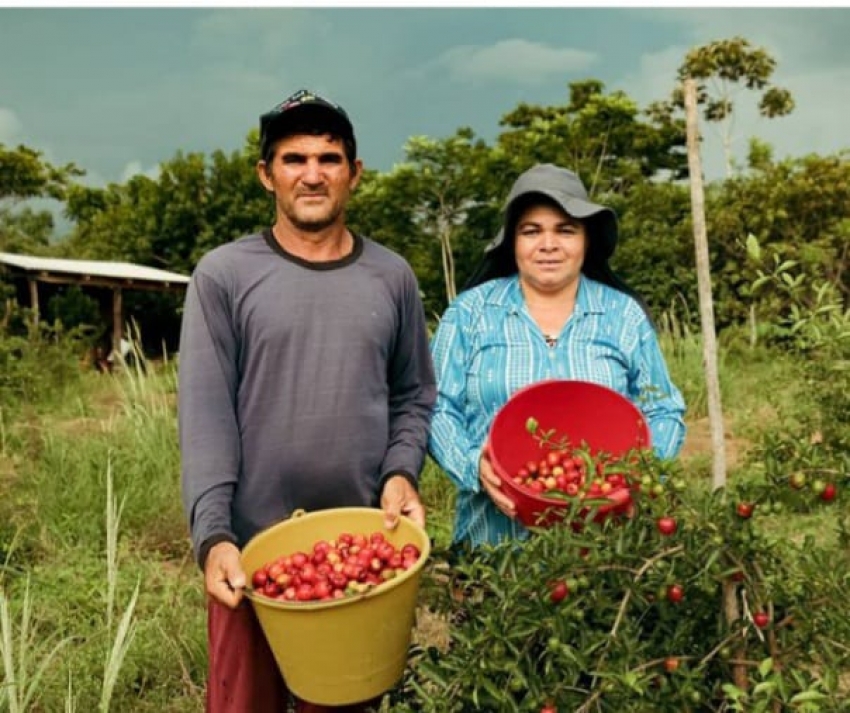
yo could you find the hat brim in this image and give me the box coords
[485,189,618,257]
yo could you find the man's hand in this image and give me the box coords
[479,448,516,519]
[380,475,426,530]
[204,541,246,608]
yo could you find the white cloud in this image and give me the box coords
[751,65,850,161]
[119,160,161,184]
[0,108,23,144]
[190,9,328,63]
[427,39,597,84]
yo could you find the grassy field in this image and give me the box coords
[0,331,841,712]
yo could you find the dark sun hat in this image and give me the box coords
[463,164,620,291]
[259,88,356,157]
[488,163,618,259]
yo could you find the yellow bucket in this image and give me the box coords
[240,507,431,706]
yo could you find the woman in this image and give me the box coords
[428,163,686,548]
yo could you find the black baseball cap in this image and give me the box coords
[259,88,356,158]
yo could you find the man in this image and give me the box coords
[178,88,436,712]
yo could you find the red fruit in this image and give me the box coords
[549,580,569,604]
[663,657,679,673]
[820,483,837,502]
[369,531,387,546]
[313,580,332,600]
[251,568,269,589]
[656,516,678,536]
[667,584,684,604]
[541,706,557,713]
[736,502,754,519]
[401,543,421,561]
[753,611,770,629]
[295,583,314,601]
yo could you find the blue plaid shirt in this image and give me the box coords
[428,276,686,547]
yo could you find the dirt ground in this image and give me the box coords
[679,416,751,470]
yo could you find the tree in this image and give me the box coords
[0,205,54,254]
[0,143,82,203]
[63,138,270,274]
[497,80,689,196]
[674,36,794,177]
[683,78,727,493]
[350,129,498,312]
[0,143,83,252]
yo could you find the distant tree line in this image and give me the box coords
[1,37,846,349]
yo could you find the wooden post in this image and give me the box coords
[28,277,39,324]
[687,77,748,692]
[683,77,727,492]
[112,287,123,357]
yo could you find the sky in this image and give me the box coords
[1,4,849,225]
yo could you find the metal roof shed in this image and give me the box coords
[0,251,190,354]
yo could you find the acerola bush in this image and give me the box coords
[391,451,850,712]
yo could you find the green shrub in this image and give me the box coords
[394,455,850,712]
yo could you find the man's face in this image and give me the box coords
[257,133,362,232]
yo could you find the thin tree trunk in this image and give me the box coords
[689,77,741,692]
[440,223,456,304]
[684,77,728,491]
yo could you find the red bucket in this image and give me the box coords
[487,379,651,527]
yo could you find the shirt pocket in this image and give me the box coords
[466,335,535,417]
[568,333,631,394]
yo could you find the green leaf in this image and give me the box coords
[758,657,774,677]
[480,677,508,706]
[722,683,746,701]
[746,233,761,261]
[789,691,828,703]
[753,681,775,696]
[416,660,450,690]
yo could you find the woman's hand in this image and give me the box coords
[479,447,516,519]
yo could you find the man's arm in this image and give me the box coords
[178,269,243,571]
[379,267,437,490]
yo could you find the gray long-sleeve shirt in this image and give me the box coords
[178,230,436,565]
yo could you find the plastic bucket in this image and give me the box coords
[487,379,651,527]
[240,507,431,705]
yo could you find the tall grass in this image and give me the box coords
[99,458,140,713]
[0,359,206,712]
[657,307,810,443]
[0,578,72,713]
[0,459,144,713]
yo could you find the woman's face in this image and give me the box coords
[514,203,587,296]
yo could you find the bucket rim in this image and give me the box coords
[242,507,431,611]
